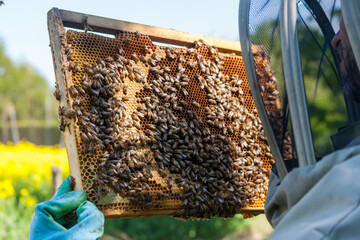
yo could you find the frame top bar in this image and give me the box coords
[55,8,243,55]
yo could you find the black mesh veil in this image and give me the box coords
[239,0,359,178]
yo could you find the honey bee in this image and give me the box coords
[194,40,203,49]
[187,59,197,69]
[208,99,216,105]
[209,46,217,55]
[58,122,67,132]
[181,88,188,97]
[123,37,132,44]
[184,48,194,55]
[81,132,88,141]
[54,84,61,101]
[118,46,125,55]
[130,53,139,63]
[64,108,76,119]
[192,101,200,108]
[148,58,157,67]
[177,62,184,73]
[66,50,73,61]
[123,83,128,95]
[77,86,87,96]
[69,86,78,98]
[60,37,67,47]
[141,44,151,54]
[64,44,72,54]
[166,178,174,189]
[85,67,94,75]
[74,62,81,72]
[68,61,75,71]
[165,48,176,60]
[199,62,206,72]
[82,61,90,68]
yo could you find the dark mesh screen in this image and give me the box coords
[247,0,347,160]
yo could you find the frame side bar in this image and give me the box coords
[58,8,244,55]
[47,8,83,190]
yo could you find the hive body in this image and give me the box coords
[56,29,281,218]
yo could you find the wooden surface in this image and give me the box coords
[47,8,83,191]
[57,8,244,55]
[103,207,264,219]
[51,165,63,195]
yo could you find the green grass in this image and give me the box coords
[0,197,272,240]
[104,214,251,240]
[0,198,34,240]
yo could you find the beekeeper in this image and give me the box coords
[265,14,360,239]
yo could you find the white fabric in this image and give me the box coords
[265,145,360,239]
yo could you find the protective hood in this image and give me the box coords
[239,0,360,180]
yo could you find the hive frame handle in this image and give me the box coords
[52,8,243,55]
[47,8,83,190]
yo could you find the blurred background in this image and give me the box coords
[0,0,344,239]
[0,1,272,239]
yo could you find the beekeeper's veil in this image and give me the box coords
[238,0,360,180]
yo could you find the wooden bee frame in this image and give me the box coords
[48,7,278,218]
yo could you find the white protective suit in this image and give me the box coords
[265,135,360,239]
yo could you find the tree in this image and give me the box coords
[0,39,58,141]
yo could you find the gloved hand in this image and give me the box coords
[29,176,104,240]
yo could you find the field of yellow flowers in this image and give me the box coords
[0,141,69,239]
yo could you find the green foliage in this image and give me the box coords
[0,194,266,240]
[0,198,34,240]
[0,40,57,125]
[104,214,251,240]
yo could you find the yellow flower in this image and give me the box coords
[0,141,69,202]
[19,195,37,207]
[25,196,37,207]
[20,188,29,197]
[0,180,15,199]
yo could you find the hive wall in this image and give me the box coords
[57,29,281,218]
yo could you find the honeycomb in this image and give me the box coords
[253,47,293,160]
[56,29,282,219]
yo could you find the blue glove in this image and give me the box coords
[29,176,104,240]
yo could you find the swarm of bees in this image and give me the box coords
[55,30,278,219]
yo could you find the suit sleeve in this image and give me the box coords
[265,145,360,239]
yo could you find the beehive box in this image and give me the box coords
[48,8,283,219]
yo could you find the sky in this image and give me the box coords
[0,0,240,87]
